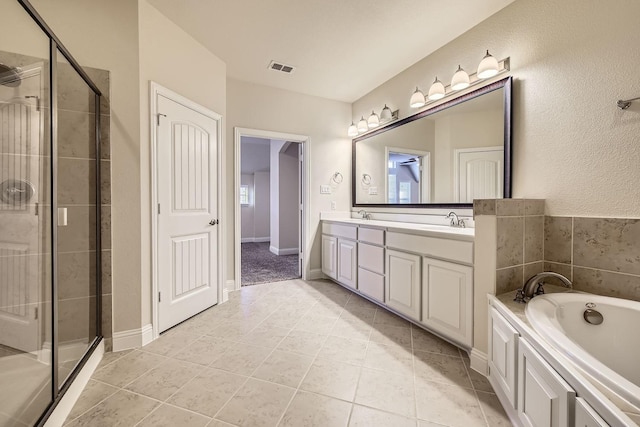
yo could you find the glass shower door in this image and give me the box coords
[0,0,53,423]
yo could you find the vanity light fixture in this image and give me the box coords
[477,50,499,79]
[409,87,426,108]
[367,110,380,128]
[357,116,369,133]
[427,77,445,101]
[410,53,510,109]
[451,65,470,91]
[347,105,399,136]
[347,122,358,137]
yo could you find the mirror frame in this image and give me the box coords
[352,76,512,208]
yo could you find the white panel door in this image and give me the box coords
[0,69,43,352]
[321,235,337,280]
[337,238,357,289]
[489,307,519,408]
[456,147,503,202]
[518,338,575,427]
[385,249,421,320]
[421,257,473,347]
[157,94,218,332]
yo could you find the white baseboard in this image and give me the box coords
[45,340,104,427]
[241,237,270,243]
[113,324,153,351]
[308,268,325,280]
[269,245,299,256]
[226,279,237,293]
[223,286,230,302]
[470,348,489,375]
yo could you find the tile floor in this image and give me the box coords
[64,279,511,427]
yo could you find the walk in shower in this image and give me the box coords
[0,0,106,425]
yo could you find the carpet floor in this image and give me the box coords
[241,242,300,286]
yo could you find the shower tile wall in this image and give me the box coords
[474,199,640,301]
[56,64,112,351]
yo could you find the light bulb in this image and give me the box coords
[380,104,392,121]
[409,87,426,108]
[357,116,368,133]
[451,65,470,91]
[477,50,500,79]
[367,110,380,128]
[347,122,358,137]
[427,77,445,101]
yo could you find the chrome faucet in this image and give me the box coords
[446,211,466,228]
[357,209,371,220]
[514,272,572,303]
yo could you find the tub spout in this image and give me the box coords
[515,272,572,303]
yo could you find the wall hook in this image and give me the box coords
[331,172,343,184]
[361,173,372,185]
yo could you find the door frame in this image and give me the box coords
[385,146,431,203]
[150,82,224,339]
[234,127,310,291]
[453,146,503,202]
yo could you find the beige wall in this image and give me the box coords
[138,0,226,327]
[227,79,351,280]
[353,0,640,217]
[29,0,142,333]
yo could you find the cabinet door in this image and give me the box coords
[337,238,357,289]
[489,307,519,408]
[518,338,575,427]
[321,235,337,280]
[385,249,421,320]
[575,398,608,427]
[421,258,473,347]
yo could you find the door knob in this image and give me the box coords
[209,219,218,226]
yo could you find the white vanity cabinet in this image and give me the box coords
[385,249,421,320]
[421,258,473,347]
[517,338,575,427]
[575,398,608,427]
[321,222,357,288]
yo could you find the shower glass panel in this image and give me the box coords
[0,0,53,424]
[55,50,99,388]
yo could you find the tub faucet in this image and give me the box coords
[357,209,371,220]
[514,272,572,303]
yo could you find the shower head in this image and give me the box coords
[0,63,21,87]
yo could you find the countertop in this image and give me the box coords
[322,218,475,242]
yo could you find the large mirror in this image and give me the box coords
[353,77,512,207]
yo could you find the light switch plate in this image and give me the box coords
[320,185,331,194]
[368,187,378,195]
[331,201,336,210]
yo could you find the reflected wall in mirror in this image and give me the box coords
[353,77,511,207]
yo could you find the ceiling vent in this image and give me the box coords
[268,60,295,74]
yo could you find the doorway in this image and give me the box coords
[385,147,431,203]
[234,128,309,290]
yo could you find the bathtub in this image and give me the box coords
[526,292,640,411]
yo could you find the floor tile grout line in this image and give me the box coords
[62,384,120,425]
[458,348,492,427]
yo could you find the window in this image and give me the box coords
[240,185,250,206]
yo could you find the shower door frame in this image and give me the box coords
[15,1,104,425]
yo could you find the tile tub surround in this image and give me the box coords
[64,279,510,427]
[474,199,640,302]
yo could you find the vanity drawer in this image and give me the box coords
[358,243,384,274]
[322,222,357,240]
[358,268,384,303]
[386,232,473,265]
[358,227,384,245]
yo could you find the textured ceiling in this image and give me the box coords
[148,0,515,103]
